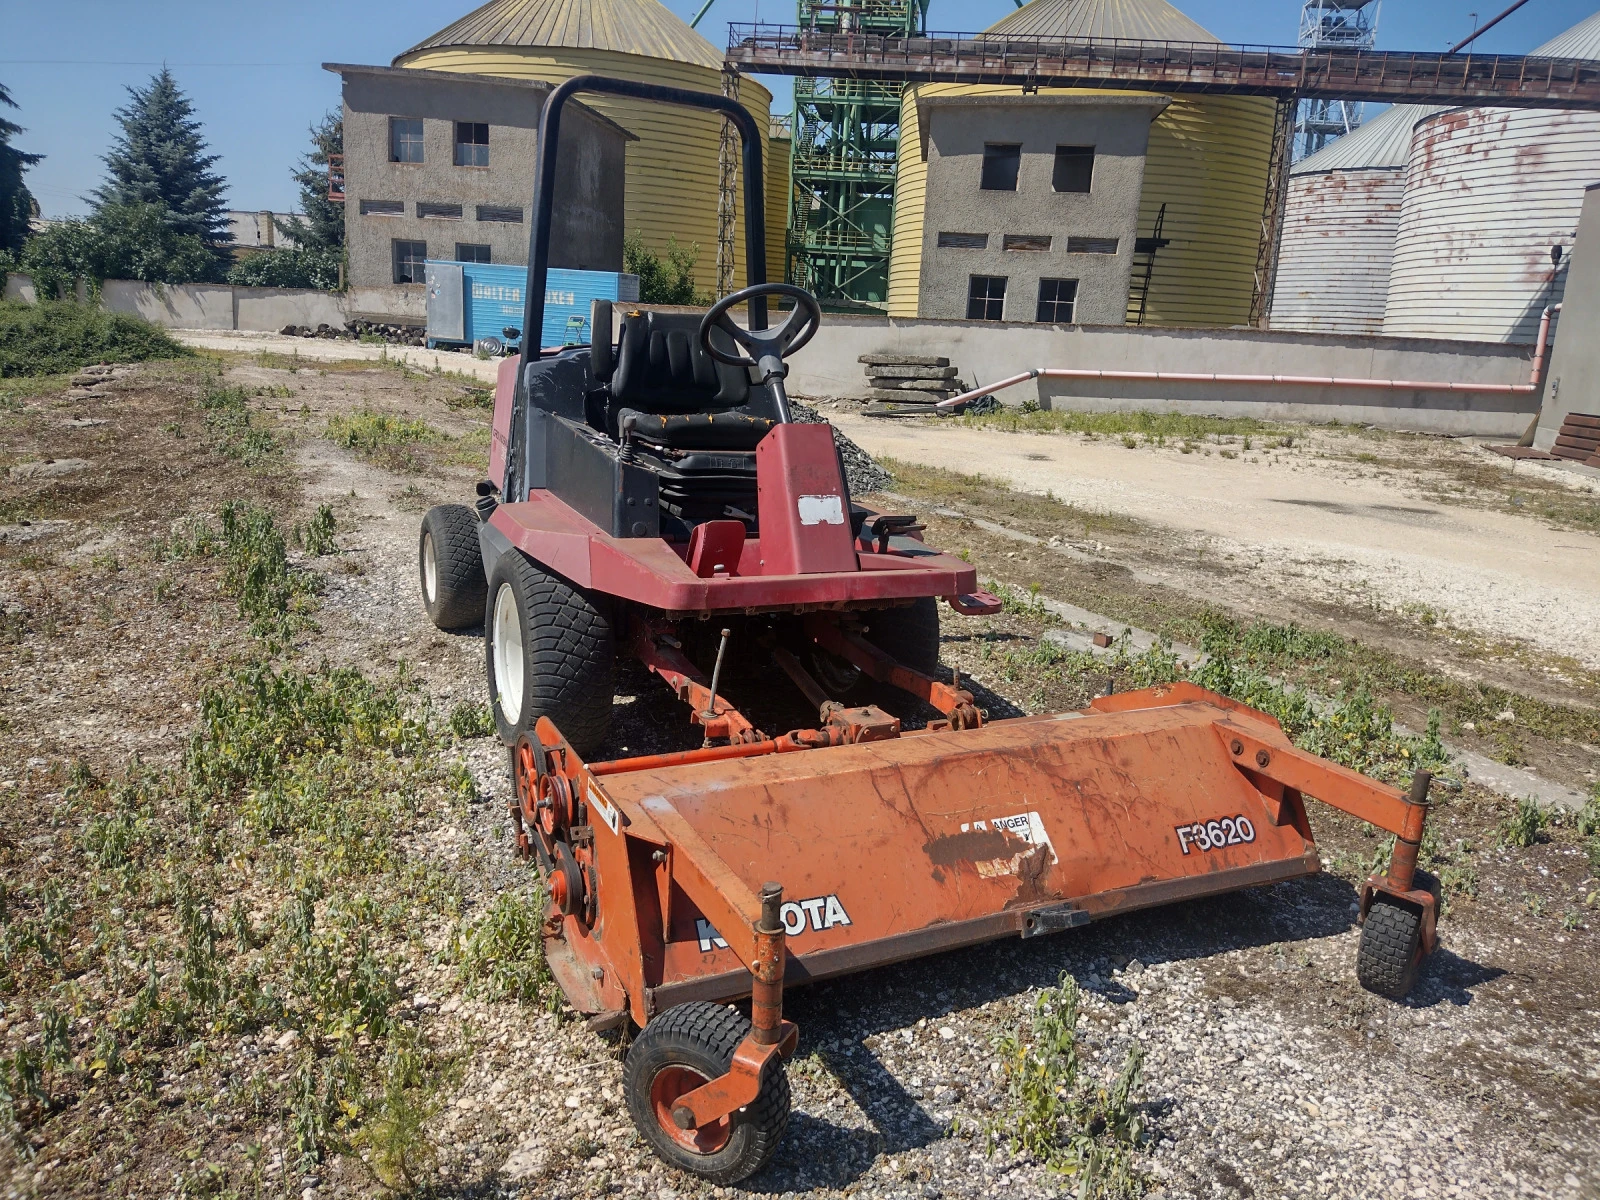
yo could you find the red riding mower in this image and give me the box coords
[417,75,1442,1184]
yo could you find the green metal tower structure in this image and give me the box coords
[787,0,929,309]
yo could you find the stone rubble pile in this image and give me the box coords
[277,320,426,346]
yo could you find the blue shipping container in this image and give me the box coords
[424,261,640,350]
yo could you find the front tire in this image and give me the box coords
[484,552,613,757]
[419,505,487,631]
[623,1003,790,1184]
[1357,894,1424,999]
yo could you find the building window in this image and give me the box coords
[980,143,1021,191]
[1003,234,1052,252]
[417,202,463,220]
[359,199,404,216]
[1053,146,1094,193]
[1066,236,1119,254]
[1036,278,1078,323]
[477,204,523,223]
[966,275,1007,321]
[393,239,427,284]
[456,243,491,264]
[454,122,489,167]
[937,231,988,249]
[390,118,424,164]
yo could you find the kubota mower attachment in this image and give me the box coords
[418,71,1445,1186]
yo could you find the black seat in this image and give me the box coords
[596,308,779,452]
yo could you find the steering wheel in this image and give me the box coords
[697,283,823,378]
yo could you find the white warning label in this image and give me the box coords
[960,811,1058,879]
[797,494,845,526]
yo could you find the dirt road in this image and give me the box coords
[835,412,1600,669]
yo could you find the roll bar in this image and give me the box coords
[518,73,768,365]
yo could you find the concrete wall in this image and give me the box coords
[915,95,1166,326]
[8,274,426,331]
[1536,183,1600,447]
[773,312,1538,436]
[336,64,629,290]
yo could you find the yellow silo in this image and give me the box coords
[396,0,780,291]
[887,0,1277,326]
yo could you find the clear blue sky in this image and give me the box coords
[2,0,1593,219]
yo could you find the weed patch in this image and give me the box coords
[988,974,1145,1197]
[200,382,280,464]
[324,410,437,458]
[0,299,192,377]
[960,406,1283,442]
[454,888,556,1009]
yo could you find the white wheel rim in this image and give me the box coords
[493,583,524,725]
[422,533,438,604]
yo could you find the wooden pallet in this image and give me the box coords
[1550,412,1600,465]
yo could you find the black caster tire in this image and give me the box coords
[484,551,613,758]
[623,1002,790,1185]
[1357,893,1424,999]
[419,505,488,631]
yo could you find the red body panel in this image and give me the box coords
[755,424,857,575]
[488,491,980,613]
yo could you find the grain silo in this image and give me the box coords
[887,0,1277,326]
[395,0,781,291]
[1381,10,1600,342]
[1269,104,1440,335]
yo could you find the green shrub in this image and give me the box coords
[0,298,190,377]
[1500,798,1549,848]
[623,231,707,306]
[227,247,342,291]
[20,201,222,296]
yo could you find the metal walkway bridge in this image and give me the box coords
[726,24,1600,109]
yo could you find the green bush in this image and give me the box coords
[227,247,342,291]
[623,231,707,305]
[21,201,221,296]
[0,298,190,377]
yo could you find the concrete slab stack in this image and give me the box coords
[860,353,964,411]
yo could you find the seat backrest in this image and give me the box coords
[607,310,750,413]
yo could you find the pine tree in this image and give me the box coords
[0,81,43,258]
[274,111,344,254]
[92,69,229,250]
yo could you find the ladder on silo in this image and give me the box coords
[1128,203,1168,326]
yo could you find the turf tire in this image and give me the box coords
[623,1002,790,1184]
[1357,894,1424,999]
[484,551,613,757]
[864,596,942,676]
[419,505,487,631]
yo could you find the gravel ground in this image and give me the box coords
[3,360,1597,1200]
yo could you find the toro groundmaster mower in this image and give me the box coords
[417,76,1443,1184]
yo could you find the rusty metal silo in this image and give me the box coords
[1270,104,1438,335]
[1381,12,1600,343]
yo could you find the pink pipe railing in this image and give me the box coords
[934,305,1561,410]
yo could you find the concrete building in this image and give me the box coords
[392,0,782,294]
[326,63,632,290]
[889,0,1277,327]
[226,211,300,256]
[911,93,1168,324]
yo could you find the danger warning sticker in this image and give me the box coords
[960,811,1058,879]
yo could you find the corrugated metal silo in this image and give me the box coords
[1270,104,1439,335]
[887,0,1277,326]
[1381,12,1600,342]
[395,0,777,291]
